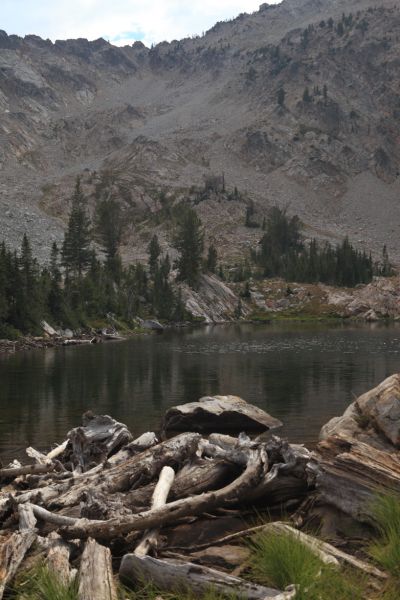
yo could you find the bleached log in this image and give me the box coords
[46,532,73,586]
[18,503,37,531]
[26,446,52,465]
[30,503,78,527]
[47,440,69,461]
[134,466,175,557]
[125,458,235,511]
[63,338,96,346]
[108,432,158,465]
[59,446,268,540]
[0,531,36,599]
[119,555,296,600]
[78,538,117,600]
[0,463,56,479]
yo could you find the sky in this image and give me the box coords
[0,1,280,48]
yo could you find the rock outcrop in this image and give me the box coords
[163,395,283,434]
[310,374,400,523]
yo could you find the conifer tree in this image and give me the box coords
[148,234,161,276]
[94,197,124,270]
[173,207,204,288]
[62,177,92,280]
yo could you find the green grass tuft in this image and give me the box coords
[11,564,78,600]
[248,530,365,600]
[369,493,400,577]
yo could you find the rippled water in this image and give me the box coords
[1,322,400,460]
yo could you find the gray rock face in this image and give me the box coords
[1,0,400,266]
[163,395,283,434]
[320,373,400,450]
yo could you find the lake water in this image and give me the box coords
[1,322,400,461]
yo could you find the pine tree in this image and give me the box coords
[277,87,285,107]
[303,87,311,103]
[47,242,65,324]
[62,178,92,280]
[148,234,161,276]
[94,198,124,269]
[173,207,204,288]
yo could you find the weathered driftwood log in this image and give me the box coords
[125,458,237,511]
[11,433,201,513]
[63,338,96,346]
[108,431,158,465]
[18,503,37,531]
[163,395,282,434]
[46,532,73,586]
[67,413,133,473]
[308,435,400,523]
[119,555,296,600]
[0,531,36,599]
[134,466,175,557]
[0,463,56,480]
[56,446,269,540]
[78,537,117,600]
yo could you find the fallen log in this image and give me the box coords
[18,504,37,531]
[63,338,96,346]
[0,463,56,480]
[57,446,269,540]
[119,554,296,600]
[125,458,237,512]
[134,465,175,557]
[78,537,117,600]
[0,531,36,599]
[46,532,73,586]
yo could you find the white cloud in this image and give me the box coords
[0,1,280,47]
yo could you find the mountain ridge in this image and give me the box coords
[1,0,400,265]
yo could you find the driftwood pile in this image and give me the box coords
[1,382,399,598]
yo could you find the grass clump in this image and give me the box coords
[369,493,400,577]
[248,530,365,600]
[11,564,78,600]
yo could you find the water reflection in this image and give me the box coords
[0,322,399,460]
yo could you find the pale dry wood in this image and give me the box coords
[46,532,72,586]
[18,504,37,531]
[108,432,158,465]
[63,338,96,346]
[78,537,117,600]
[0,463,56,479]
[0,531,36,599]
[119,554,296,600]
[134,466,175,557]
[59,446,269,540]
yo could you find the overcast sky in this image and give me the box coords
[0,1,280,47]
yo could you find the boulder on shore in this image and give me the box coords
[163,395,282,434]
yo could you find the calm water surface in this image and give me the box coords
[1,322,400,460]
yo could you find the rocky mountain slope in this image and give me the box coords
[1,0,400,264]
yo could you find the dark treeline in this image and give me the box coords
[0,179,209,338]
[252,207,394,287]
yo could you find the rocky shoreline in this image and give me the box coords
[0,377,399,598]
